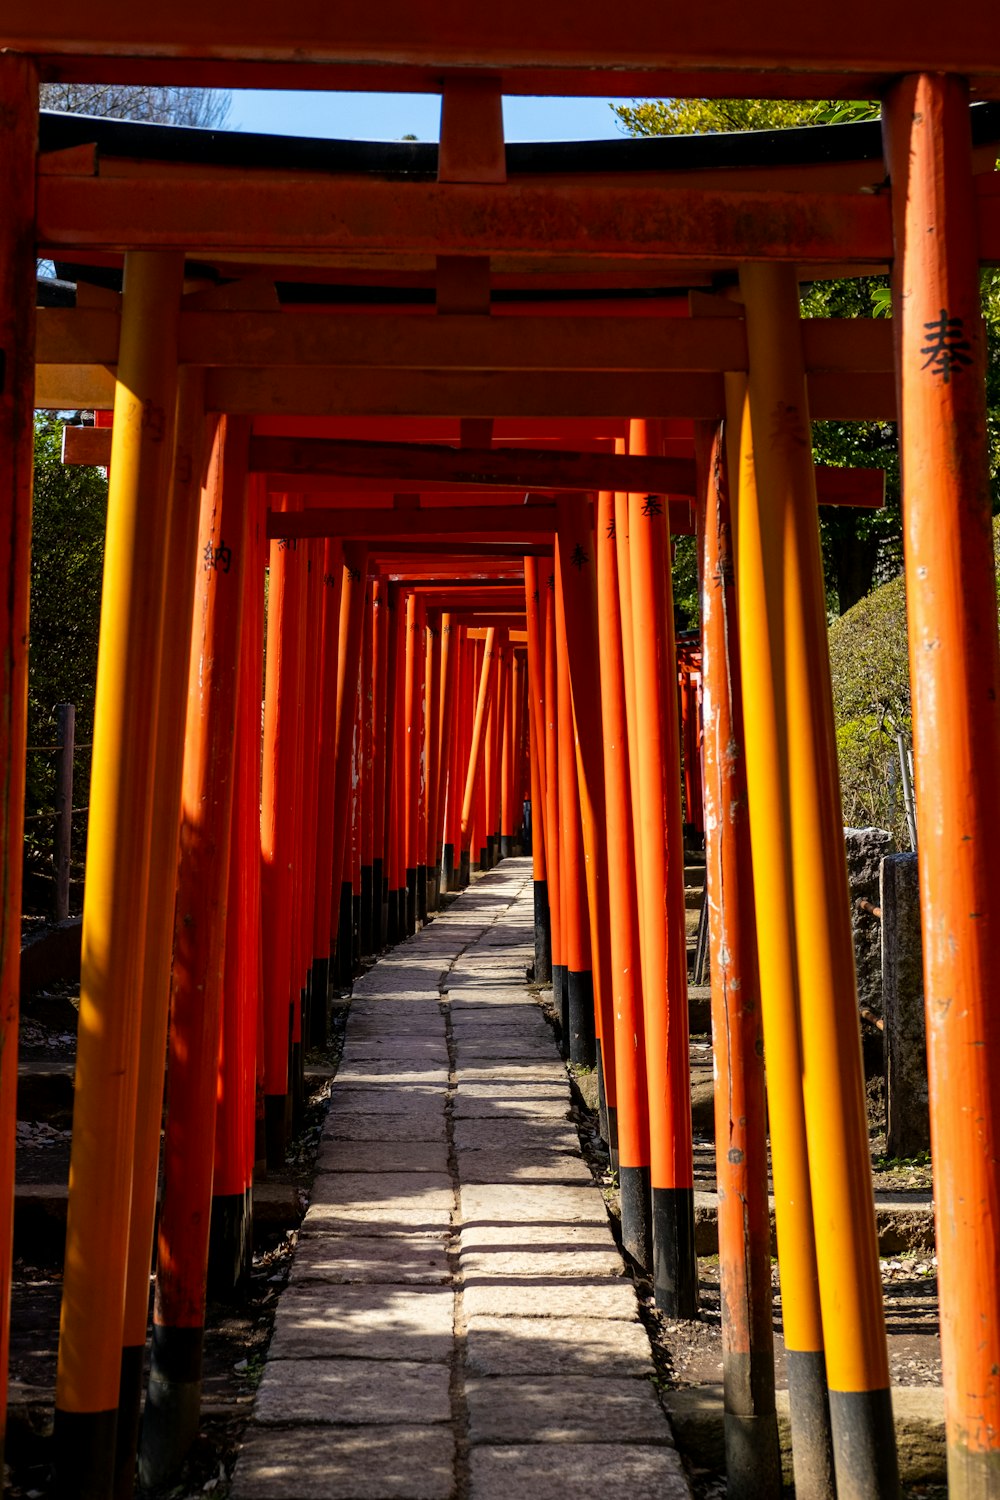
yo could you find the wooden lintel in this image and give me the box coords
[35,308,896,376]
[36,174,894,264]
[63,425,885,512]
[267,506,558,542]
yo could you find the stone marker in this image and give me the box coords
[881,850,930,1158]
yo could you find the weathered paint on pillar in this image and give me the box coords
[885,73,1000,1500]
[54,250,185,1499]
[0,60,36,1485]
[696,420,781,1497]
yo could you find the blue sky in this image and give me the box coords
[229,91,637,143]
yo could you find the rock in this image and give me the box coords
[881,852,929,1159]
[844,826,895,1014]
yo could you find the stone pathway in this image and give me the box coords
[233,859,690,1500]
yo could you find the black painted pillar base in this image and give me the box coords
[406,867,417,935]
[207,1186,253,1304]
[114,1342,144,1500]
[500,834,513,858]
[786,1350,837,1500]
[567,968,597,1067]
[553,964,568,1057]
[428,860,439,912]
[360,864,373,956]
[416,864,428,923]
[264,1092,288,1168]
[595,1034,610,1144]
[254,1094,267,1174]
[52,1407,118,1500]
[619,1164,653,1274]
[371,858,384,949]
[351,893,361,968]
[459,849,470,887]
[532,880,552,983]
[290,1038,304,1136]
[337,882,353,989]
[443,843,455,891]
[652,1186,699,1319]
[829,1386,900,1499]
[309,957,329,1047]
[139,1324,204,1489]
[386,887,401,945]
[479,845,488,871]
[721,1348,782,1500]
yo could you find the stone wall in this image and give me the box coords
[844,826,895,1014]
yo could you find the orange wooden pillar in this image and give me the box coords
[695,422,780,1495]
[556,495,617,1158]
[309,539,345,1040]
[595,487,651,1270]
[371,575,390,949]
[415,600,429,918]
[329,545,369,980]
[489,631,510,865]
[543,574,566,1032]
[209,475,267,1304]
[0,62,35,1488]
[139,414,250,1487]
[728,374,835,1500]
[424,610,442,909]
[435,612,458,893]
[114,374,208,1500]
[628,440,697,1319]
[54,251,185,1500]
[404,592,421,933]
[554,560,595,1071]
[349,669,363,975]
[260,516,303,1166]
[741,262,896,1500]
[460,628,498,884]
[885,74,1000,1499]
[451,627,472,888]
[501,647,519,857]
[386,588,406,937]
[524,560,551,981]
[360,580,376,956]
[291,540,321,1124]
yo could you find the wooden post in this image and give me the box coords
[627,449,697,1319]
[595,487,651,1271]
[114,370,207,1500]
[523,559,551,980]
[884,73,1000,1499]
[329,543,369,970]
[0,55,37,1490]
[53,704,75,923]
[360,580,376,953]
[555,494,617,1157]
[543,575,566,1031]
[260,509,304,1167]
[695,420,781,1496]
[371,574,389,946]
[741,260,896,1500]
[460,627,497,878]
[140,414,250,1488]
[424,608,442,908]
[54,250,185,1500]
[310,538,345,1039]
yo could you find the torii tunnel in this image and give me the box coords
[2,10,1000,1499]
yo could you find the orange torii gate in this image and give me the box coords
[0,23,999,1499]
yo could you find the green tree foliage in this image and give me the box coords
[828,517,1000,842]
[26,416,107,856]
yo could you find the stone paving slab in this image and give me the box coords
[290,1233,451,1285]
[316,1139,450,1175]
[459,1221,620,1252]
[465,1315,654,1377]
[462,1278,638,1320]
[453,1118,579,1154]
[233,1426,455,1500]
[326,1088,447,1119]
[465,1375,673,1445]
[300,1202,453,1235]
[269,1285,454,1362]
[308,1171,454,1213]
[322,1113,447,1143]
[469,1444,690,1500]
[460,1244,624,1280]
[453,1094,573,1120]
[255,1357,452,1425]
[460,1183,609,1225]
[455,1149,593,1185]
